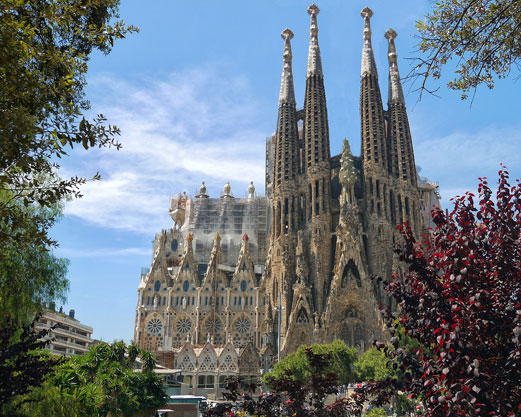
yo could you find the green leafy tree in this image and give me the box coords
[267,340,358,385]
[366,408,387,417]
[0,0,137,256]
[0,316,62,414]
[15,341,166,417]
[0,191,69,322]
[354,347,391,382]
[415,0,521,99]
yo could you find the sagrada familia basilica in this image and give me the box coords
[134,5,440,376]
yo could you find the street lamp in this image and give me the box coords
[274,292,284,363]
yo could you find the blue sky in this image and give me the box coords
[51,0,521,342]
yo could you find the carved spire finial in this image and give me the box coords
[361,6,373,38]
[279,28,296,105]
[306,4,323,77]
[360,7,377,77]
[385,28,404,103]
[385,28,398,63]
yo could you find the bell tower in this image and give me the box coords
[303,4,332,311]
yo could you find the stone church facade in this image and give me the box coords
[133,6,440,369]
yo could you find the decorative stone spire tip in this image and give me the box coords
[281,28,294,41]
[361,7,373,40]
[360,6,377,76]
[385,28,397,40]
[242,233,249,241]
[186,232,193,241]
[360,6,373,19]
[385,28,398,63]
[279,28,296,104]
[386,28,404,103]
[306,4,323,77]
[214,232,221,241]
[307,4,320,16]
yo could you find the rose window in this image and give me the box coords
[204,317,222,333]
[176,318,192,333]
[235,317,251,334]
[146,318,163,335]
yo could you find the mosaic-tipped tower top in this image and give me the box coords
[279,28,296,105]
[360,7,377,77]
[385,28,405,103]
[306,4,323,77]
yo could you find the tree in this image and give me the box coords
[0,191,69,322]
[415,0,521,99]
[267,340,358,386]
[0,315,62,414]
[354,347,391,382]
[206,349,363,417]
[14,341,166,417]
[0,0,137,256]
[365,168,521,416]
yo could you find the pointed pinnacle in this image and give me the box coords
[307,4,320,15]
[361,7,373,40]
[385,28,398,64]
[360,6,373,19]
[214,232,221,241]
[281,28,294,66]
[360,7,377,76]
[279,28,296,104]
[307,4,320,37]
[281,28,294,42]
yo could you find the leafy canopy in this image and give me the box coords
[0,316,62,413]
[0,190,69,322]
[0,0,137,256]
[354,347,391,382]
[415,0,521,99]
[14,341,166,417]
[364,168,521,416]
[266,340,358,385]
[207,349,364,417]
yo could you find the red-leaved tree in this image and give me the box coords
[367,168,521,416]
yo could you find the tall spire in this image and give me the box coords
[273,27,299,227]
[306,4,323,77]
[385,29,405,104]
[303,3,330,169]
[359,6,387,172]
[361,7,377,77]
[385,28,417,187]
[279,28,296,105]
[303,3,331,313]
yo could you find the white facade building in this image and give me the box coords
[36,308,93,356]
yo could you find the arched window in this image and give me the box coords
[341,260,362,288]
[296,308,309,323]
[154,280,161,292]
[183,280,189,292]
[240,280,247,291]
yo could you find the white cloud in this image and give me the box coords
[62,68,271,235]
[413,123,521,206]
